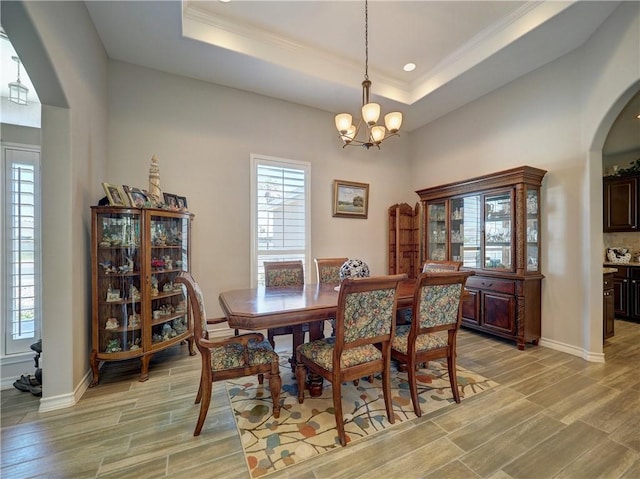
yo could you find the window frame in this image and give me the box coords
[250,154,311,287]
[1,142,42,355]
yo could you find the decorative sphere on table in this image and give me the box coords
[339,259,370,281]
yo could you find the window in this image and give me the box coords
[1,143,41,355]
[251,154,310,286]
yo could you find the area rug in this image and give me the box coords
[226,355,498,478]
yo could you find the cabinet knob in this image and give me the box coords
[623,279,628,283]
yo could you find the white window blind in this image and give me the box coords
[2,144,41,355]
[251,154,310,286]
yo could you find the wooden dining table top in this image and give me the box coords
[219,280,416,331]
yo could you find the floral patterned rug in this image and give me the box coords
[226,355,498,478]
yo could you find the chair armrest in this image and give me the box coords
[207,317,228,325]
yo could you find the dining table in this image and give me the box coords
[219,279,416,396]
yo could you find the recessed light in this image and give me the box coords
[403,63,416,72]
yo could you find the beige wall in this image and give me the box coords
[409,2,640,359]
[106,61,414,318]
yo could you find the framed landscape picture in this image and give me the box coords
[333,179,369,218]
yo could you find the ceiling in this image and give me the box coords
[84,0,623,133]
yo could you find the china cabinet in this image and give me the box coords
[416,166,547,349]
[603,175,639,232]
[90,206,195,386]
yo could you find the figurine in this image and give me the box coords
[162,281,174,293]
[105,317,119,329]
[175,300,186,313]
[105,338,121,353]
[106,285,121,302]
[150,275,159,296]
[163,256,173,270]
[129,338,141,350]
[99,260,116,274]
[148,155,162,204]
[128,313,141,327]
[129,284,141,301]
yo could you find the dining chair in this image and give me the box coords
[314,257,348,284]
[422,260,463,272]
[175,272,281,436]
[263,260,309,367]
[391,270,473,417]
[295,273,407,446]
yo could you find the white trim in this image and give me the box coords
[38,369,91,412]
[539,337,605,363]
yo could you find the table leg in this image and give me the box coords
[307,321,324,397]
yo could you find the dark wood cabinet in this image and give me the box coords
[603,272,615,339]
[417,166,546,349]
[611,265,640,321]
[603,175,639,232]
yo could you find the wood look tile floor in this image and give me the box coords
[2,320,639,479]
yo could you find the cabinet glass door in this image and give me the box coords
[450,195,482,268]
[484,192,513,270]
[148,212,190,348]
[526,189,540,272]
[427,201,447,260]
[95,211,142,354]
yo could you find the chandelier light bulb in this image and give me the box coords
[335,113,353,134]
[384,112,403,133]
[371,125,386,143]
[361,102,380,126]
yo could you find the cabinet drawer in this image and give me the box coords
[466,276,515,294]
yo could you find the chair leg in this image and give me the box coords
[267,329,275,348]
[448,349,461,403]
[269,361,282,418]
[195,378,203,405]
[258,373,264,384]
[290,325,305,371]
[382,356,395,424]
[194,380,212,436]
[332,380,347,446]
[296,362,306,403]
[407,357,421,417]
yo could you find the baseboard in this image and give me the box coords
[38,369,92,413]
[539,337,605,363]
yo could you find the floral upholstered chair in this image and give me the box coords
[314,257,348,284]
[391,270,473,417]
[263,260,309,367]
[175,272,281,436]
[422,260,463,273]
[295,274,407,446]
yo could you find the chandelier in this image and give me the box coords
[335,0,402,149]
[9,56,29,106]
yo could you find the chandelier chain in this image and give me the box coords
[364,0,369,80]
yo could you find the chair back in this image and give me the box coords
[412,271,473,333]
[335,274,406,350]
[175,272,206,344]
[314,257,348,284]
[422,260,463,273]
[264,260,304,287]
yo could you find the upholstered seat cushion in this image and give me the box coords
[298,337,382,371]
[391,324,448,355]
[211,339,278,371]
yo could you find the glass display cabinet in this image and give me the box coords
[417,166,546,349]
[90,206,194,386]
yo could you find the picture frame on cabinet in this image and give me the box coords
[123,185,149,208]
[176,195,188,210]
[102,182,128,207]
[163,192,178,209]
[333,179,369,218]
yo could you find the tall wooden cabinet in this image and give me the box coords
[416,166,547,349]
[90,206,195,386]
[388,203,421,279]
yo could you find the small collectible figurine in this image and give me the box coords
[105,317,119,329]
[129,284,141,301]
[150,275,159,296]
[105,338,121,353]
[162,281,174,293]
[128,313,141,328]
